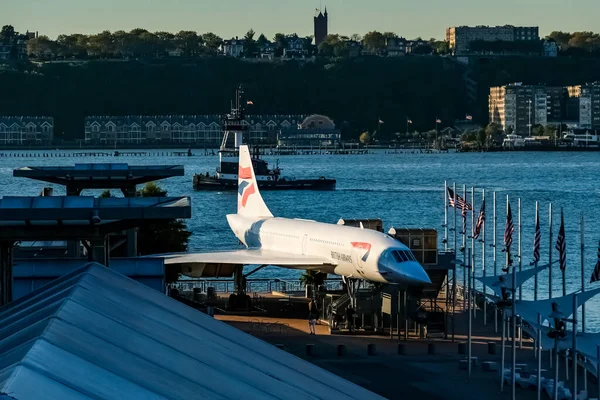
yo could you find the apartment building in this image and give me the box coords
[446,25,539,55]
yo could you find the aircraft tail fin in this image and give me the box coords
[237,145,273,218]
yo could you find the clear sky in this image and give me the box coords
[3,0,598,40]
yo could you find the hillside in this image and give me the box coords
[0,57,466,140]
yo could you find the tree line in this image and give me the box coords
[546,31,600,56]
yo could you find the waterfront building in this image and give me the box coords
[314,8,328,47]
[0,116,53,145]
[489,83,548,135]
[84,115,312,145]
[277,114,341,147]
[446,25,539,55]
[567,83,600,129]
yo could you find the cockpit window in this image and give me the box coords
[392,250,417,262]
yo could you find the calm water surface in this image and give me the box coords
[2,150,599,329]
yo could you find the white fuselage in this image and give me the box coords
[227,214,430,285]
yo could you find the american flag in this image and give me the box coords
[473,200,485,239]
[462,202,467,234]
[533,207,541,263]
[466,115,473,121]
[436,118,442,123]
[555,210,566,272]
[504,202,514,250]
[407,119,413,124]
[447,187,472,210]
[378,119,384,124]
[246,100,254,105]
[591,240,600,283]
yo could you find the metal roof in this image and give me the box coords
[13,164,184,188]
[0,263,382,400]
[0,196,190,224]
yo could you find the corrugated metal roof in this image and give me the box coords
[0,263,383,400]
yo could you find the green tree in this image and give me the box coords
[26,35,57,58]
[256,33,269,46]
[362,31,386,54]
[176,30,202,56]
[383,32,398,41]
[135,182,192,256]
[202,32,223,54]
[301,36,314,55]
[532,124,545,137]
[0,25,16,44]
[350,33,362,42]
[547,31,571,49]
[56,33,89,57]
[243,29,257,57]
[359,131,371,144]
[155,31,176,54]
[87,30,114,57]
[273,33,288,56]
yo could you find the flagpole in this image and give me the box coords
[518,197,522,349]
[518,197,522,301]
[453,182,457,342]
[561,208,566,297]
[509,195,517,400]
[471,186,476,319]
[494,191,498,333]
[580,214,585,333]
[537,313,542,400]
[572,294,578,400]
[467,248,472,382]
[463,184,467,310]
[535,201,539,302]
[444,181,449,339]
[444,181,448,251]
[482,189,487,326]
[549,203,553,299]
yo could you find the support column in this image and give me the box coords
[0,243,13,306]
[123,185,138,257]
[91,237,108,266]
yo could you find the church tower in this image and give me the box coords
[314,7,328,47]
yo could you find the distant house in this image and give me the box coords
[84,115,309,145]
[543,40,558,57]
[258,42,276,59]
[283,38,307,58]
[406,40,432,54]
[221,38,245,57]
[0,116,53,145]
[386,37,407,57]
[168,48,184,57]
[278,114,340,147]
[346,40,362,58]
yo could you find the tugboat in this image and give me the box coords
[193,87,336,191]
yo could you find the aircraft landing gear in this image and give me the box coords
[343,277,362,332]
[228,265,251,310]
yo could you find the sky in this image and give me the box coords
[3,0,598,40]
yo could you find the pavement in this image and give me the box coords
[217,310,599,400]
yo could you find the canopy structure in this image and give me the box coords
[0,195,191,305]
[509,287,600,325]
[13,163,184,196]
[476,261,555,297]
[0,263,383,400]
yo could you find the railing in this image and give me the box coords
[173,277,344,294]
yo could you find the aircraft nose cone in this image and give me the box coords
[403,261,432,285]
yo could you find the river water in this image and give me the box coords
[2,149,599,330]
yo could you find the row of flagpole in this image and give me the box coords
[443,182,600,313]
[443,181,600,400]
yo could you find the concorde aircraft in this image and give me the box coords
[161,145,431,288]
